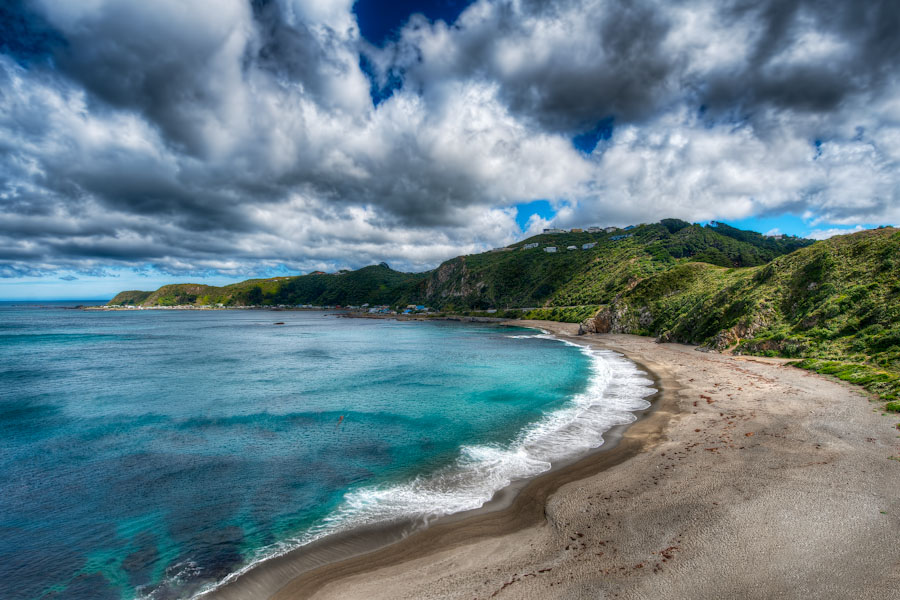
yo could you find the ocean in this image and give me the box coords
[0,304,654,599]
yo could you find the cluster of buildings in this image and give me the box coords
[542,242,597,253]
[491,224,638,255]
[525,224,635,253]
[543,226,620,234]
[365,304,432,315]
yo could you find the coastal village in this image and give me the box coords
[492,224,633,254]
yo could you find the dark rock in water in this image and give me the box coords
[48,573,119,600]
[122,532,160,589]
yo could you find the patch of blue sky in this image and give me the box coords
[514,200,556,231]
[354,1,475,104]
[0,267,285,301]
[706,214,886,239]
[572,117,614,154]
[0,0,66,65]
[358,53,403,106]
[353,0,475,46]
[706,214,811,237]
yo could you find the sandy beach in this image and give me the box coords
[211,321,900,600]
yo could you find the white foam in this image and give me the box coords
[190,332,655,599]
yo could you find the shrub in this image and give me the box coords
[794,359,900,401]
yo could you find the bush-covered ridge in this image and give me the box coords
[582,227,900,403]
[109,219,810,310]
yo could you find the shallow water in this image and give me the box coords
[0,306,652,599]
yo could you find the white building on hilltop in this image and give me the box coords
[544,246,557,253]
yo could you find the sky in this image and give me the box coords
[1,0,898,299]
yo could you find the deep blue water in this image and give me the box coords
[0,306,653,599]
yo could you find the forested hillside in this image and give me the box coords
[109,219,810,310]
[582,227,900,402]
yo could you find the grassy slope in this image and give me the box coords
[588,227,900,402]
[109,277,296,307]
[418,220,811,310]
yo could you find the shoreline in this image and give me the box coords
[227,320,899,600]
[204,321,673,600]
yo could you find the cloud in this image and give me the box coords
[805,225,866,240]
[0,0,898,281]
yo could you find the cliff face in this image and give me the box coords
[424,258,486,301]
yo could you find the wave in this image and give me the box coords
[187,332,655,599]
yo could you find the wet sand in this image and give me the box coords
[211,321,900,600]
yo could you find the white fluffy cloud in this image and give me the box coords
[0,0,898,280]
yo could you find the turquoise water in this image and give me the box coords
[0,305,653,599]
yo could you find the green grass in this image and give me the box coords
[793,358,900,403]
[521,305,601,323]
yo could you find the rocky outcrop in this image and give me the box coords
[705,308,774,351]
[425,258,485,300]
[578,302,630,335]
[579,299,775,353]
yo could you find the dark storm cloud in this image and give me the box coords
[702,0,900,115]
[48,7,237,156]
[250,0,355,108]
[383,0,900,134]
[425,0,676,131]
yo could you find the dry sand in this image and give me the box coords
[214,321,900,600]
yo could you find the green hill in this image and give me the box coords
[108,265,424,308]
[266,264,426,306]
[583,227,900,402]
[109,277,295,307]
[416,219,811,310]
[109,220,810,310]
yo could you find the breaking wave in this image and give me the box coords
[191,331,654,599]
